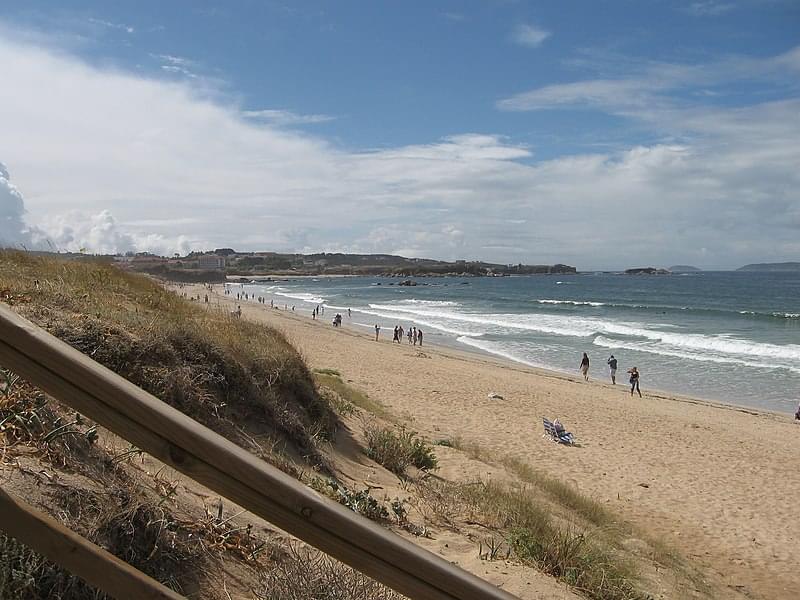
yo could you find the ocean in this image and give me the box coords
[239,272,800,414]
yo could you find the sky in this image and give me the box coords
[0,1,798,270]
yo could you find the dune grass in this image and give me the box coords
[416,477,647,600]
[363,423,438,475]
[313,370,390,419]
[0,251,337,470]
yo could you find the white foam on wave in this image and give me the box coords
[273,291,327,304]
[397,299,462,307]
[603,325,800,362]
[593,336,800,374]
[537,299,605,307]
[367,302,800,364]
[357,307,481,337]
[368,304,609,338]
[456,336,556,371]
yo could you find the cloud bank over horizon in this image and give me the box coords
[1,30,798,270]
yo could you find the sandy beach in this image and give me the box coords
[188,285,799,599]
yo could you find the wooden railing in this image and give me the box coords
[0,304,520,600]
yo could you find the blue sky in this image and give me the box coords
[0,1,799,269]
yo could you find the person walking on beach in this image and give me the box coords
[348,308,351,318]
[374,324,380,341]
[580,353,590,381]
[628,367,642,397]
[392,326,399,343]
[607,355,618,384]
[407,328,413,344]
[417,328,423,346]
[412,327,418,346]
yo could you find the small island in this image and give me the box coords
[625,267,671,275]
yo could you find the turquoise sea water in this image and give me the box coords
[239,272,800,414]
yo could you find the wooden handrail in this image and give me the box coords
[0,304,519,600]
[0,488,184,600]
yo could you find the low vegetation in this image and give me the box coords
[313,369,390,419]
[363,424,438,475]
[0,251,337,470]
[257,543,404,600]
[415,476,646,600]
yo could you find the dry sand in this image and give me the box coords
[187,285,799,599]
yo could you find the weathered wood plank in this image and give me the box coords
[0,304,519,600]
[0,487,185,600]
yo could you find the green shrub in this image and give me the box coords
[363,424,437,475]
[309,478,389,522]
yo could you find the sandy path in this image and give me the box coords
[188,285,799,599]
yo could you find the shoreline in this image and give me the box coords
[223,281,795,419]
[179,282,798,597]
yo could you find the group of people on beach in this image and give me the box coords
[383,324,423,345]
[580,352,642,397]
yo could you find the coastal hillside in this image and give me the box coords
[118,249,577,279]
[0,252,714,599]
[736,261,800,272]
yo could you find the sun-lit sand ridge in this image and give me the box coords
[186,284,798,599]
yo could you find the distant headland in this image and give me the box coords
[736,262,800,272]
[668,265,701,272]
[115,249,577,281]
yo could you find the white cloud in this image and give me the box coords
[87,17,135,34]
[510,24,551,48]
[497,78,664,111]
[242,109,336,126]
[0,162,37,249]
[0,30,798,269]
[685,2,735,16]
[497,45,800,115]
[39,209,196,256]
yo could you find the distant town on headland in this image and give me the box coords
[107,249,577,282]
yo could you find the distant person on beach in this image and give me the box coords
[628,367,642,397]
[795,402,800,421]
[412,327,418,346]
[407,328,413,344]
[374,324,380,341]
[580,353,590,381]
[392,326,399,343]
[417,329,423,346]
[348,308,351,318]
[607,355,618,384]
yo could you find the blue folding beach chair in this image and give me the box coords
[542,417,575,445]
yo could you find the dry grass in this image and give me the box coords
[0,251,337,471]
[446,437,614,528]
[257,543,405,600]
[0,251,355,597]
[313,370,390,419]
[415,477,647,600]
